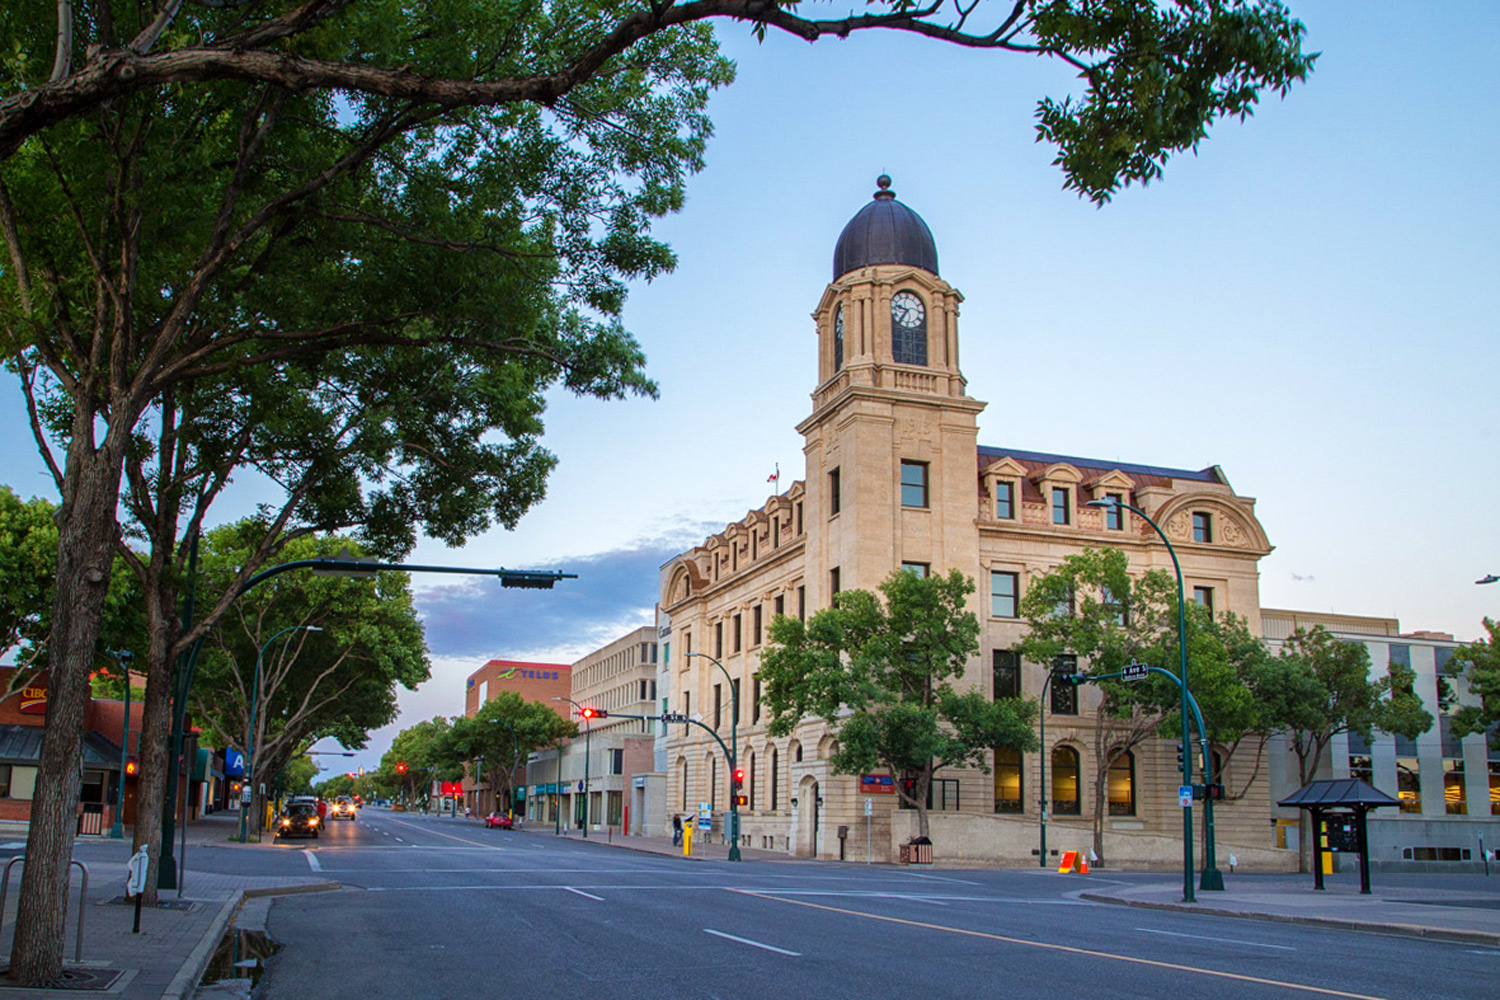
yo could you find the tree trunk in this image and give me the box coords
[130,602,178,904]
[9,442,121,984]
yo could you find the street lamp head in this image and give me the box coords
[1084,498,1118,509]
[1478,574,1499,585]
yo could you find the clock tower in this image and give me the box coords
[797,176,986,605]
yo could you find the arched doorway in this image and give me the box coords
[795,774,820,857]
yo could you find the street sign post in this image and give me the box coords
[865,798,873,864]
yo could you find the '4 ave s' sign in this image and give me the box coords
[1120,662,1150,682]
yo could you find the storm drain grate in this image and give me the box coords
[0,967,125,991]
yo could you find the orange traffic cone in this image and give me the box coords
[1079,857,1089,874]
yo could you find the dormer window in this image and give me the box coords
[995,481,1015,520]
[1051,487,1071,525]
[1104,493,1124,530]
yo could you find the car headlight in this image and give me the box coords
[310,816,319,825]
[281,819,290,826]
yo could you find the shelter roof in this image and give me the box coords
[1278,778,1400,809]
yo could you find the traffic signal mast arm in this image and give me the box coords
[604,711,734,765]
[1075,665,1214,791]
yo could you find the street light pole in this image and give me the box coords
[554,697,591,837]
[1037,669,1054,868]
[238,625,322,844]
[687,653,740,862]
[1087,497,1218,899]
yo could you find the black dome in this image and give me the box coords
[832,175,939,280]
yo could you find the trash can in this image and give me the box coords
[898,844,911,864]
[911,843,933,864]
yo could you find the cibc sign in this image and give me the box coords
[18,683,48,715]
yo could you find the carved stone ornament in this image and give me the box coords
[1165,512,1192,541]
[1220,518,1246,546]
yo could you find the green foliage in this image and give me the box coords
[0,485,142,678]
[1270,626,1433,784]
[281,755,320,796]
[1446,618,1499,748]
[761,570,1037,836]
[188,525,431,781]
[1031,0,1317,202]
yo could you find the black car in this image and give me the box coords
[276,802,320,839]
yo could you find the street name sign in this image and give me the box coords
[1120,662,1150,681]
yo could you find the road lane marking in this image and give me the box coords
[703,929,800,956]
[1135,927,1294,951]
[304,851,322,871]
[375,816,508,850]
[565,887,604,901]
[732,891,1393,1000]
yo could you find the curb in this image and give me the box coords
[241,881,342,899]
[1078,892,1500,948]
[159,882,342,1000]
[161,891,241,1000]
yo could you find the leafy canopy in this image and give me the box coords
[761,569,1038,820]
[1445,618,1499,749]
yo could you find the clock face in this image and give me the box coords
[891,291,925,328]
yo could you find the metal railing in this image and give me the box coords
[0,857,89,962]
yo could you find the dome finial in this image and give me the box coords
[874,174,894,201]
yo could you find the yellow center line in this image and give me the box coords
[730,890,1393,1000]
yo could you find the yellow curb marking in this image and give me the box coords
[731,890,1393,1000]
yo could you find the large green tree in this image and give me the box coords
[439,692,577,816]
[1017,547,1180,862]
[761,569,1038,842]
[1266,626,1432,871]
[1018,547,1279,862]
[0,1,1314,982]
[1449,618,1500,749]
[187,525,429,836]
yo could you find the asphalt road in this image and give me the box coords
[252,809,1498,1000]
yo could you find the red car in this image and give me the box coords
[484,813,515,829]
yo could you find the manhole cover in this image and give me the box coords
[0,967,125,991]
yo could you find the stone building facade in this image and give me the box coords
[658,177,1285,867]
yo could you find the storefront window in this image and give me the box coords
[1443,759,1466,815]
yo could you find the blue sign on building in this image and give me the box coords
[224,747,245,778]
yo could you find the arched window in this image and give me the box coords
[1107,750,1136,816]
[833,305,844,371]
[890,291,927,366]
[993,747,1023,813]
[770,746,780,810]
[1052,745,1081,815]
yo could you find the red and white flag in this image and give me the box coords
[767,464,780,487]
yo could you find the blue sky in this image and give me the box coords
[3,3,1496,775]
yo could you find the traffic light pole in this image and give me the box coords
[607,709,741,861]
[1080,663,1221,891]
[687,653,740,862]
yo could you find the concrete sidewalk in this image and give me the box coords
[0,811,335,998]
[1078,873,1500,947]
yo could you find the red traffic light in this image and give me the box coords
[732,768,745,787]
[396,762,407,774]
[580,707,608,719]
